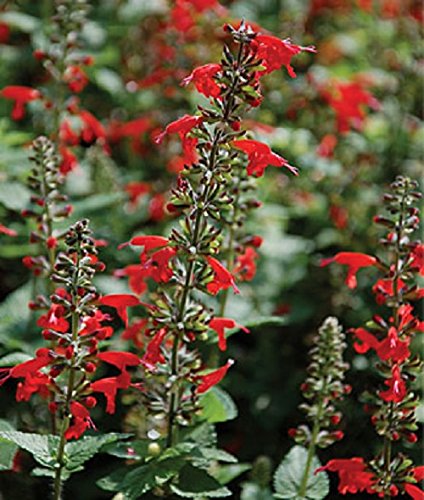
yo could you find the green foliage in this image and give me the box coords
[170,463,231,497]
[199,387,238,423]
[273,446,329,500]
[0,420,18,471]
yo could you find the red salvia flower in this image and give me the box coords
[253,35,316,77]
[121,319,148,348]
[37,304,69,333]
[65,401,95,440]
[0,86,41,120]
[181,63,222,98]
[146,246,177,283]
[379,364,407,403]
[97,351,140,375]
[63,65,89,93]
[209,318,249,351]
[79,110,107,146]
[196,359,234,394]
[59,146,78,174]
[114,264,150,296]
[124,182,150,210]
[320,252,377,289]
[90,372,131,414]
[128,235,170,252]
[148,193,167,222]
[233,247,259,281]
[155,114,203,145]
[206,256,240,295]
[232,139,298,177]
[316,457,375,495]
[99,294,141,326]
[141,329,167,371]
[352,327,410,363]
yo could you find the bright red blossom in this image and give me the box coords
[206,256,240,295]
[352,327,410,363]
[316,457,375,495]
[155,114,203,145]
[233,247,259,281]
[379,364,407,403]
[0,86,41,120]
[196,359,234,394]
[253,35,316,78]
[209,318,249,351]
[320,252,377,289]
[141,329,167,371]
[232,139,298,177]
[181,63,222,98]
[99,294,141,327]
[0,224,17,237]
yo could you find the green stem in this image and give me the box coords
[298,384,326,498]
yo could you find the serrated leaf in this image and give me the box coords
[64,433,130,473]
[273,446,329,499]
[0,182,31,210]
[0,432,59,469]
[199,387,238,423]
[184,423,217,448]
[170,463,231,498]
[0,420,17,471]
[98,457,185,498]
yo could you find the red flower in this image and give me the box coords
[404,467,424,500]
[316,457,375,495]
[233,247,258,281]
[129,235,170,251]
[0,86,41,120]
[379,364,407,403]
[352,327,410,363]
[114,264,149,296]
[65,401,95,440]
[79,310,113,339]
[196,359,234,394]
[141,329,167,371]
[148,193,167,222]
[0,22,10,44]
[181,63,222,98]
[329,204,348,230]
[253,35,316,78]
[372,277,407,305]
[209,318,249,351]
[206,256,240,295]
[155,114,203,145]
[79,110,107,146]
[59,146,78,174]
[320,252,377,289]
[90,372,131,414]
[410,243,424,276]
[64,65,89,93]
[322,81,379,133]
[122,319,148,348]
[16,372,51,402]
[99,294,141,327]
[0,224,17,237]
[97,351,140,375]
[37,304,69,333]
[232,139,298,177]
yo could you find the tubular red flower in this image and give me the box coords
[233,247,258,281]
[379,364,407,403]
[320,252,377,289]
[99,294,141,326]
[253,35,316,77]
[37,304,69,333]
[181,63,222,98]
[65,401,95,440]
[352,327,410,363]
[196,359,234,394]
[206,256,240,295]
[63,65,89,93]
[0,224,17,237]
[209,318,249,351]
[232,139,298,177]
[316,457,375,495]
[155,114,203,145]
[97,351,141,373]
[0,86,41,120]
[141,329,167,371]
[90,372,131,414]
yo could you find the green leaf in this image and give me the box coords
[184,423,217,449]
[214,463,251,485]
[95,68,125,95]
[0,283,32,346]
[199,387,238,423]
[273,446,329,499]
[0,420,18,471]
[0,182,31,210]
[0,432,59,469]
[71,192,125,217]
[199,448,237,464]
[64,433,129,473]
[98,457,185,499]
[170,463,232,497]
[0,352,32,367]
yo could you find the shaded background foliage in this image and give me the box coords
[0,0,422,498]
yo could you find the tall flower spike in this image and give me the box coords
[321,176,423,499]
[283,317,349,499]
